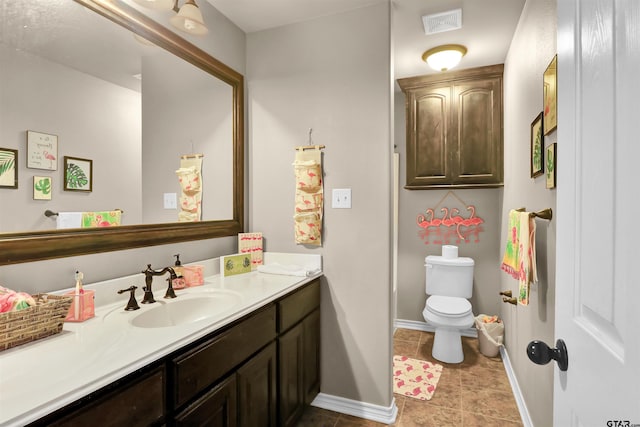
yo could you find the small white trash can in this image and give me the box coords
[474,314,504,358]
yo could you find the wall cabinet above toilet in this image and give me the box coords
[398,64,504,189]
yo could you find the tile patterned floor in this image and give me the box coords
[296,328,523,427]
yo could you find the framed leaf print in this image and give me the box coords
[0,148,18,189]
[531,112,544,178]
[546,143,557,189]
[33,176,52,200]
[64,156,92,192]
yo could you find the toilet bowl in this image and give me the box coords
[423,295,474,363]
[422,246,475,364]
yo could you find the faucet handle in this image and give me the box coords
[164,277,177,299]
[117,286,140,311]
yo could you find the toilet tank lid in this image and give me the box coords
[425,255,474,267]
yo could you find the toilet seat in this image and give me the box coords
[426,295,472,318]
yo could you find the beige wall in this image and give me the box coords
[502,1,557,426]
[247,3,394,407]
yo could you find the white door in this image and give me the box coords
[553,0,640,425]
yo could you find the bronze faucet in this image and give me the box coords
[117,286,140,311]
[141,264,179,303]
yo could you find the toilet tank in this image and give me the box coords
[425,255,475,298]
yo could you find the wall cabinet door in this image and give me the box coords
[237,342,277,427]
[399,64,504,189]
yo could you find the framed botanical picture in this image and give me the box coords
[0,148,18,189]
[33,176,52,200]
[546,143,557,189]
[543,55,557,135]
[27,130,58,171]
[530,112,544,178]
[64,156,92,192]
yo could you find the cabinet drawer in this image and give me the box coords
[49,366,165,427]
[278,279,320,333]
[172,305,276,408]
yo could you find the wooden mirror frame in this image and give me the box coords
[0,0,244,266]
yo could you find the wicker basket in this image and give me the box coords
[0,294,73,352]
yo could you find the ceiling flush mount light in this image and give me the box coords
[133,0,209,35]
[422,44,467,72]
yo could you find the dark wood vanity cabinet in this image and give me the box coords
[278,280,321,427]
[31,365,166,427]
[28,279,321,427]
[398,64,504,189]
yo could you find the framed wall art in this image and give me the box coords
[64,156,92,192]
[0,148,18,189]
[27,130,58,171]
[543,55,557,135]
[530,112,544,178]
[33,176,52,200]
[546,143,557,189]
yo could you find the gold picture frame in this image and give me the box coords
[543,55,557,135]
[531,112,544,178]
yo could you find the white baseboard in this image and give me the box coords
[311,393,398,424]
[394,318,478,338]
[500,346,533,427]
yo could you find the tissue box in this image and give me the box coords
[183,265,204,287]
[64,290,95,322]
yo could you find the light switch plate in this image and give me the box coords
[163,193,177,209]
[332,188,352,209]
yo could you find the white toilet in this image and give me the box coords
[422,245,475,364]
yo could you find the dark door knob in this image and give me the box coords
[526,339,568,371]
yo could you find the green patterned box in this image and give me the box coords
[220,254,252,277]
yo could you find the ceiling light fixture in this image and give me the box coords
[422,44,467,72]
[132,0,209,35]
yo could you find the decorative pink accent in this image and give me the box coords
[43,151,56,168]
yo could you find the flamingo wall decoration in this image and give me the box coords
[416,203,485,245]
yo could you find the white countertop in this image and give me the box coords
[0,253,322,427]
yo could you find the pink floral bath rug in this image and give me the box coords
[393,355,443,401]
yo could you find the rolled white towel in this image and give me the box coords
[257,263,321,277]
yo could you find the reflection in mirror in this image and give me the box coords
[0,0,233,232]
[0,0,244,265]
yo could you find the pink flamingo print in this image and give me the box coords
[449,208,464,225]
[466,205,484,225]
[427,208,442,227]
[43,151,56,168]
[441,207,454,227]
[417,214,430,229]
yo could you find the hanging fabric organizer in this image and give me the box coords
[176,154,203,222]
[293,139,325,246]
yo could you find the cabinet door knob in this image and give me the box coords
[526,339,568,371]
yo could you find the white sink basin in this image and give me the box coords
[130,291,242,328]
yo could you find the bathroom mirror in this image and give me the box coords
[0,0,244,265]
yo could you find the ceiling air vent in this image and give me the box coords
[422,9,462,35]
